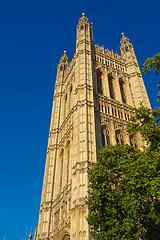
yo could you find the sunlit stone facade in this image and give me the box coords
[36,14,151,240]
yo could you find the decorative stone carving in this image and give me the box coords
[36,14,151,240]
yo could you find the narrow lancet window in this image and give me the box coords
[119,80,126,103]
[115,130,124,145]
[106,130,110,145]
[97,72,103,94]
[108,75,115,99]
[101,130,105,147]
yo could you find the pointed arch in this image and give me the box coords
[108,74,115,99]
[59,230,70,240]
[101,129,105,147]
[66,140,70,185]
[69,85,73,111]
[97,70,103,94]
[59,149,64,191]
[119,78,127,104]
[101,127,111,146]
[64,94,68,119]
[115,129,124,145]
[129,135,138,149]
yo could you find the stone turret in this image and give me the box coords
[120,33,151,108]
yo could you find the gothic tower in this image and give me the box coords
[36,14,151,240]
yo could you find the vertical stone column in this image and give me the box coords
[71,13,97,240]
[37,53,69,240]
[120,33,151,108]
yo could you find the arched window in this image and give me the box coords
[101,130,105,147]
[59,149,64,191]
[97,72,103,94]
[62,235,70,240]
[101,129,110,146]
[66,141,70,185]
[64,94,67,119]
[69,86,72,110]
[106,130,110,145]
[129,135,138,149]
[119,79,126,104]
[108,75,115,99]
[115,130,124,145]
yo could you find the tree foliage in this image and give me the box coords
[142,53,160,75]
[127,103,160,151]
[87,54,160,239]
[87,145,160,240]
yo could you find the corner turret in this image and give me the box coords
[120,33,134,56]
[120,33,151,108]
[58,50,69,72]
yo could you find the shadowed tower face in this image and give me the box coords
[36,14,151,240]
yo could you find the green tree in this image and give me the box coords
[87,54,160,239]
[127,52,160,150]
[141,53,160,75]
[127,103,160,151]
[87,144,160,240]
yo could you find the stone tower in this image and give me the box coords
[36,14,151,240]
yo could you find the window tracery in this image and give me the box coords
[97,71,103,94]
[64,94,67,119]
[66,141,70,184]
[119,79,126,104]
[59,149,64,191]
[115,130,124,145]
[108,74,115,99]
[69,86,72,110]
[129,135,138,149]
[101,128,110,146]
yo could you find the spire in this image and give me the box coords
[121,32,125,38]
[78,13,89,27]
[58,50,69,71]
[76,13,91,52]
[91,22,94,43]
[120,33,134,55]
[33,226,37,240]
[29,229,32,240]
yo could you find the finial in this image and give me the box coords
[64,50,67,55]
[82,13,85,17]
[29,231,32,240]
[121,32,125,37]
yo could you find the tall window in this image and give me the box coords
[64,94,67,119]
[106,130,110,145]
[101,130,105,147]
[66,141,70,185]
[101,129,110,146]
[115,130,124,145]
[97,72,103,94]
[69,86,72,110]
[59,149,64,191]
[129,135,138,149]
[119,79,126,104]
[108,75,115,99]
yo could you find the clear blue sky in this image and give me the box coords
[0,0,159,239]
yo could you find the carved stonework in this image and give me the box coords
[36,14,151,240]
[63,235,70,240]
